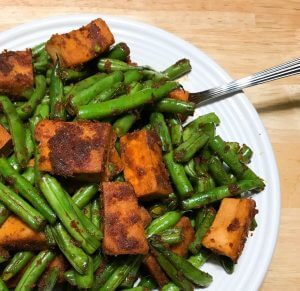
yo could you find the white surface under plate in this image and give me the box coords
[0,14,281,291]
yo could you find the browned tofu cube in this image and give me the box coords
[202,198,257,262]
[0,50,34,96]
[35,120,112,178]
[168,88,189,102]
[46,18,115,68]
[0,124,12,156]
[143,254,169,287]
[170,216,195,257]
[0,215,47,250]
[102,182,149,255]
[140,207,152,228]
[120,129,173,200]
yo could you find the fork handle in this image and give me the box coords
[189,57,300,103]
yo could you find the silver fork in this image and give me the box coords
[189,58,300,104]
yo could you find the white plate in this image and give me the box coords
[0,14,280,291]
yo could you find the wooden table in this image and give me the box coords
[0,1,299,290]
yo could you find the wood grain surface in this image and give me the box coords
[0,1,299,290]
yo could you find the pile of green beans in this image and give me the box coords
[0,36,264,290]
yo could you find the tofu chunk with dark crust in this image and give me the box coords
[0,215,47,250]
[35,120,112,178]
[202,198,257,262]
[0,50,33,96]
[46,18,115,68]
[102,182,149,255]
[0,124,12,156]
[120,129,173,200]
[170,216,195,257]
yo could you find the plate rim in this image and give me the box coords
[0,13,281,290]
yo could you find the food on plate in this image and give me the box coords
[0,17,265,290]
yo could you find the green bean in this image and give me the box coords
[162,59,192,80]
[151,247,193,291]
[168,117,183,146]
[208,156,236,186]
[77,82,179,120]
[219,256,235,274]
[122,287,147,291]
[0,114,9,130]
[2,251,33,281]
[33,50,49,73]
[202,122,216,143]
[183,112,220,142]
[44,225,56,247]
[0,203,10,227]
[38,266,60,291]
[25,127,34,158]
[113,113,138,137]
[188,248,211,269]
[150,112,172,152]
[151,239,212,287]
[0,248,9,264]
[0,95,28,168]
[120,256,142,289]
[137,276,157,289]
[0,182,45,230]
[189,207,216,254]
[173,132,209,163]
[0,278,8,291]
[149,204,168,218]
[7,154,21,172]
[209,136,264,188]
[182,180,263,210]
[72,184,98,209]
[226,142,240,153]
[91,82,126,103]
[83,203,92,220]
[238,144,253,164]
[153,98,195,115]
[124,69,143,84]
[15,250,55,291]
[64,270,76,286]
[75,256,94,289]
[40,175,101,254]
[250,217,258,231]
[51,223,89,274]
[99,256,142,291]
[49,60,66,120]
[17,75,47,120]
[0,157,56,224]
[98,58,147,72]
[107,42,130,61]
[163,152,193,199]
[68,71,124,113]
[161,283,180,291]
[91,199,101,228]
[147,211,182,237]
[159,227,182,245]
[60,68,92,82]
[21,167,35,185]
[127,81,143,94]
[114,173,125,182]
[32,42,45,57]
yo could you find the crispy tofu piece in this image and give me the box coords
[120,129,173,200]
[140,207,152,228]
[0,215,47,250]
[0,124,12,156]
[46,18,114,68]
[168,88,189,102]
[0,50,34,96]
[35,120,112,178]
[202,198,257,262]
[170,216,195,257]
[143,254,169,287]
[102,182,149,255]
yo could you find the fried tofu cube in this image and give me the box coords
[170,216,195,257]
[120,129,173,200]
[35,120,112,178]
[0,50,34,96]
[140,207,152,228]
[46,18,115,68]
[0,215,47,250]
[168,88,189,102]
[102,182,149,255]
[0,124,12,156]
[202,198,257,262]
[143,254,169,287]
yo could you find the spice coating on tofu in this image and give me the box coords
[202,198,257,262]
[35,120,112,177]
[0,215,47,250]
[46,18,115,68]
[120,129,173,200]
[170,216,195,257]
[0,50,34,96]
[102,182,149,255]
[0,124,12,156]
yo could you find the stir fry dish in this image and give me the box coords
[0,18,265,290]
